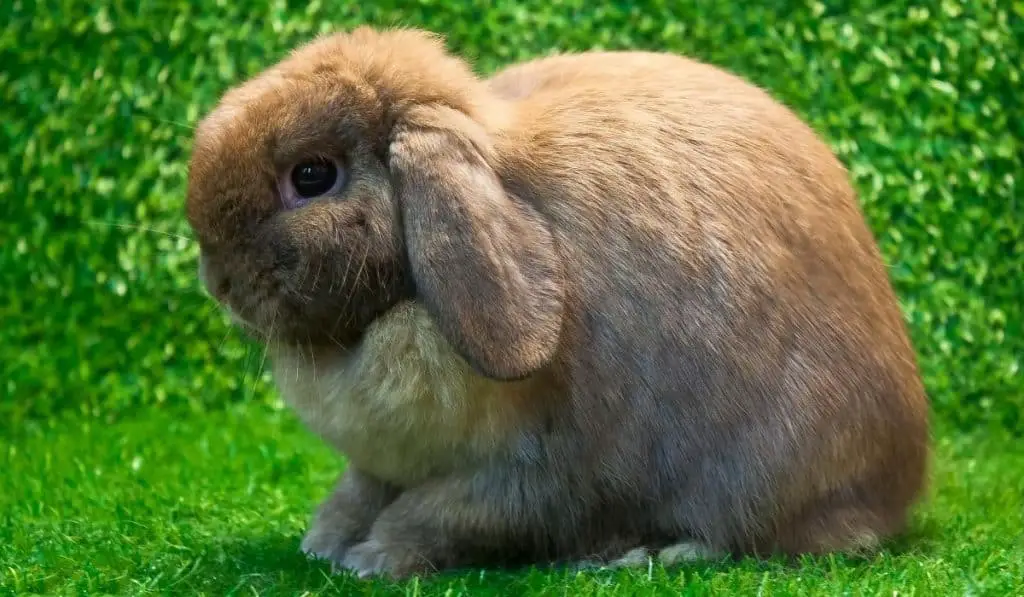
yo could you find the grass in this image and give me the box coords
[2,404,1022,596]
[3,1,1022,594]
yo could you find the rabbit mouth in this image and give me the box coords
[209,282,281,341]
[205,266,406,350]
[198,250,288,340]
[197,231,411,349]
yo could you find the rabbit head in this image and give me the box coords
[185,27,564,380]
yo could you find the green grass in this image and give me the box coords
[2,405,1022,596]
[2,0,1022,594]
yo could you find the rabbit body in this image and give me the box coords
[185,27,930,578]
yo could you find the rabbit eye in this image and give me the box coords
[290,158,339,199]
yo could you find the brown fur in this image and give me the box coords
[184,26,931,579]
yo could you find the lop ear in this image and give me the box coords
[388,104,564,381]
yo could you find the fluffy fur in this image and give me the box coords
[184,26,931,579]
[269,302,535,487]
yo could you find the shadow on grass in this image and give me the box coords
[884,517,943,557]
[196,533,535,596]
[190,516,943,595]
[193,533,341,594]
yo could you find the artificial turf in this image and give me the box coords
[2,405,1022,596]
[3,1,1022,595]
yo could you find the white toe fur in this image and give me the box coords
[609,547,651,568]
[657,541,718,565]
[571,541,718,572]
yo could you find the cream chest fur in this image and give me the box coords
[269,302,529,486]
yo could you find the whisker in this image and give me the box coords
[337,244,372,330]
[293,326,309,386]
[311,254,325,295]
[252,310,278,402]
[327,258,338,296]
[130,110,197,132]
[297,258,316,305]
[84,219,194,243]
[327,334,349,353]
[166,281,205,298]
[215,320,236,357]
[353,242,370,295]
[306,334,324,428]
[240,336,257,403]
[333,248,362,331]
[347,243,371,329]
[346,244,370,307]
[151,117,195,132]
[308,335,318,383]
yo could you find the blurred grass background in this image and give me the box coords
[2,1,1023,595]
[1,0,1021,436]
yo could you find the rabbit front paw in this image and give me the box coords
[340,536,436,579]
[300,521,360,567]
[299,468,400,569]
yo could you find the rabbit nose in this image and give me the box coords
[198,252,231,299]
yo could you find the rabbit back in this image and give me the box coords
[483,50,929,555]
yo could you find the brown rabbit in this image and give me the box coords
[184,26,931,578]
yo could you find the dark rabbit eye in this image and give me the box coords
[290,158,339,199]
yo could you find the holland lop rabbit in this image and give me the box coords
[184,26,930,578]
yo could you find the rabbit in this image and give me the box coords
[183,26,931,579]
